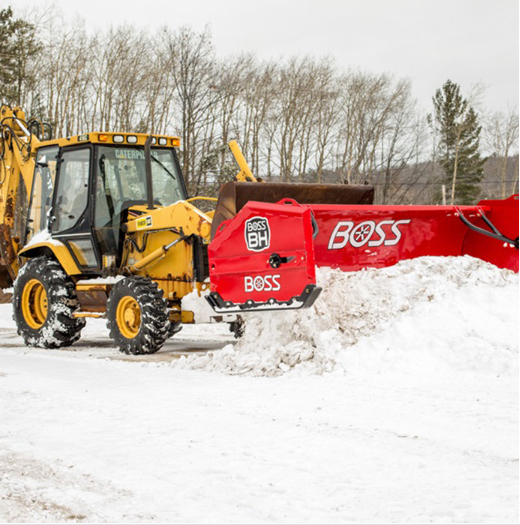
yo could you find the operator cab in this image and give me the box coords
[25,133,186,273]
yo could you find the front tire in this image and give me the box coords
[107,277,170,355]
[13,257,85,348]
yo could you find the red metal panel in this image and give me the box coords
[310,198,518,272]
[311,204,470,270]
[462,195,519,272]
[208,200,317,306]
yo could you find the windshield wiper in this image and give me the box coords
[151,155,177,181]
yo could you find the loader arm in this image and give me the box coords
[228,140,257,182]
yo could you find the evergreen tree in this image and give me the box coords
[0,7,17,102]
[0,6,41,106]
[430,80,486,204]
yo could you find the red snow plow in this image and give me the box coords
[207,149,518,312]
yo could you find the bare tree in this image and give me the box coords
[12,7,517,207]
[313,62,340,183]
[485,107,519,198]
[166,26,218,193]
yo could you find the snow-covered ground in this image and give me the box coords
[0,256,518,523]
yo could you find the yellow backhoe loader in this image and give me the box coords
[0,105,370,353]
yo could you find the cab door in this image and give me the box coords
[25,146,58,245]
[50,146,100,272]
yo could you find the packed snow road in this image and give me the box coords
[0,257,518,523]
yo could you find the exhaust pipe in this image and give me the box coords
[144,135,154,210]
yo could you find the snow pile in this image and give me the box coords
[181,287,216,324]
[176,256,519,376]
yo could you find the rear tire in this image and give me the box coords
[13,257,85,348]
[107,277,170,355]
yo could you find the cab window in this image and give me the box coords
[150,149,185,205]
[26,146,58,242]
[52,148,90,233]
[95,146,186,229]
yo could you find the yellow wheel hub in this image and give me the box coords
[116,296,141,339]
[22,279,48,329]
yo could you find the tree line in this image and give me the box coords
[0,6,518,204]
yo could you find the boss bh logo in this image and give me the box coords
[245,275,281,293]
[328,219,411,250]
[245,216,271,252]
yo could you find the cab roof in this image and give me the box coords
[40,132,181,149]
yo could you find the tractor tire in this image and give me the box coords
[107,277,170,355]
[13,257,85,348]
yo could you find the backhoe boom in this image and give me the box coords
[0,106,40,285]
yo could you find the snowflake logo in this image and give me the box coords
[254,276,265,291]
[353,225,372,242]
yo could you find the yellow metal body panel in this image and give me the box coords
[18,242,82,275]
[73,311,104,319]
[125,227,196,300]
[123,199,213,301]
[126,200,212,240]
[170,308,195,324]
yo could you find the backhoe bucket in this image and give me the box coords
[210,181,374,239]
[206,199,321,313]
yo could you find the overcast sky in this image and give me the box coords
[11,0,519,113]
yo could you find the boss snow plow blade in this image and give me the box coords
[207,171,517,314]
[209,181,518,283]
[206,199,321,313]
[309,194,518,272]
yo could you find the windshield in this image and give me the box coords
[95,146,186,229]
